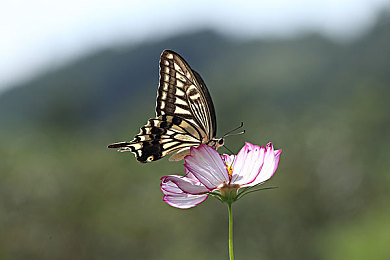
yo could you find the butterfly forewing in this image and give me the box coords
[108,50,218,163]
[157,50,216,140]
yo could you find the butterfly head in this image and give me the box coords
[210,122,245,151]
[208,137,225,150]
[216,138,225,149]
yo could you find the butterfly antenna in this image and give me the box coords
[225,130,245,137]
[223,122,245,138]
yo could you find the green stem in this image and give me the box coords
[228,202,234,260]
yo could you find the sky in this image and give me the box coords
[1,0,389,92]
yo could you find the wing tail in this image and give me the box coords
[107,142,132,152]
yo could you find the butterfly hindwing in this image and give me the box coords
[108,115,204,163]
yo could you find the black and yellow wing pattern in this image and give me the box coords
[108,50,223,163]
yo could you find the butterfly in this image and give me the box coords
[108,50,242,163]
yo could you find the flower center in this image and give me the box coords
[218,182,240,203]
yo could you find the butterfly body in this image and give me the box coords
[108,50,224,163]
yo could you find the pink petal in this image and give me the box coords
[163,193,208,209]
[222,154,235,166]
[161,178,185,195]
[185,167,196,180]
[161,178,208,209]
[184,144,229,190]
[244,143,282,186]
[161,175,210,194]
[231,142,265,185]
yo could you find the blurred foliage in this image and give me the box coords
[1,11,390,260]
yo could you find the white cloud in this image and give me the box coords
[0,0,389,92]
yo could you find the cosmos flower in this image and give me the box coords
[161,142,282,209]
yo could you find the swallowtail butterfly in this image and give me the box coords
[108,50,226,163]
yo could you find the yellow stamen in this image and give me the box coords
[226,162,233,180]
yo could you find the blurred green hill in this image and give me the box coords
[1,12,390,260]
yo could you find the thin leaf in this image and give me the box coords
[236,186,278,200]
